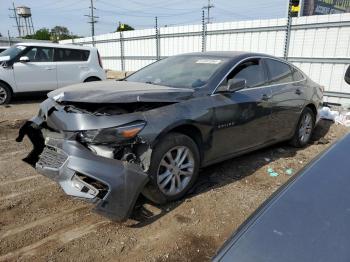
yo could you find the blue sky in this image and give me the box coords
[1,0,289,37]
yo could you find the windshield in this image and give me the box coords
[0,45,26,61]
[126,55,228,89]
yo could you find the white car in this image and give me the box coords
[0,43,106,104]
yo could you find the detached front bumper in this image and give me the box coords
[17,121,149,221]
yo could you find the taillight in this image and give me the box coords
[97,51,103,68]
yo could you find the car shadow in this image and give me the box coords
[10,93,47,105]
[128,119,333,227]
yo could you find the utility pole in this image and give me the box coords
[85,0,98,46]
[284,0,300,59]
[201,10,206,52]
[9,2,21,37]
[155,16,160,60]
[202,0,214,24]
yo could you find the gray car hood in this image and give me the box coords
[48,81,194,103]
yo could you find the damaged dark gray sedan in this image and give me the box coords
[17,51,323,221]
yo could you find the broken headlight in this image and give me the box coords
[78,121,146,144]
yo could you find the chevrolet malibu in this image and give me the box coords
[17,52,323,221]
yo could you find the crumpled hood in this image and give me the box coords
[48,80,194,103]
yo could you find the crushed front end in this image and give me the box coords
[17,98,151,221]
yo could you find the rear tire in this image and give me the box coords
[142,133,200,204]
[0,83,11,105]
[290,107,315,148]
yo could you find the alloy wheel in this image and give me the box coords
[157,146,195,196]
[299,112,313,144]
[0,86,7,104]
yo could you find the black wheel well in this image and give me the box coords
[0,80,13,94]
[84,76,101,82]
[305,103,317,118]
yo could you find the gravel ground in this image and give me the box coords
[0,100,348,262]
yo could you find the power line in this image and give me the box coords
[85,0,98,46]
[97,7,196,18]
[127,0,199,11]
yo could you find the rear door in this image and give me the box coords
[13,46,57,92]
[55,48,90,88]
[209,58,273,160]
[264,58,306,140]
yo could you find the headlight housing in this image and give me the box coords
[78,121,146,144]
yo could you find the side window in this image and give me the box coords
[23,47,54,62]
[292,67,304,81]
[226,58,267,88]
[265,59,294,85]
[55,48,90,62]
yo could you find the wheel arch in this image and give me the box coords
[304,103,317,119]
[84,76,101,82]
[151,121,204,162]
[0,80,14,95]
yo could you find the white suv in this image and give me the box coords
[0,43,106,104]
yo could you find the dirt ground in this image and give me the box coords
[0,100,349,262]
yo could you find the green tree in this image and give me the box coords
[116,23,134,32]
[23,28,51,40]
[51,26,71,42]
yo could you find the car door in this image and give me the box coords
[264,58,306,141]
[55,48,90,88]
[13,46,57,92]
[209,58,273,160]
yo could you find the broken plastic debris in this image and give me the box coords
[267,167,279,177]
[264,158,271,162]
[285,168,293,176]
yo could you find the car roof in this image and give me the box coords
[177,51,275,59]
[15,42,95,51]
[213,133,350,262]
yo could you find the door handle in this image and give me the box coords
[79,66,88,69]
[295,88,303,95]
[261,94,271,101]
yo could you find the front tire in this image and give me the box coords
[290,107,315,148]
[0,83,11,105]
[142,133,200,204]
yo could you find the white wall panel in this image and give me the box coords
[60,14,350,102]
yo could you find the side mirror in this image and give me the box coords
[19,56,30,63]
[217,79,246,93]
[345,66,350,85]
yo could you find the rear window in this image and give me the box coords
[265,59,294,85]
[292,67,304,81]
[55,48,90,62]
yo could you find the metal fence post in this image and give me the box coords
[284,0,292,60]
[201,10,206,52]
[120,32,125,71]
[7,30,12,46]
[155,16,160,60]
